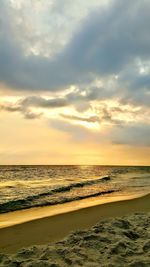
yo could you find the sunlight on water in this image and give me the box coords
[0,165,150,214]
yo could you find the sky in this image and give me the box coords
[0,0,150,165]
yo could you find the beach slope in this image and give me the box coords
[0,212,150,266]
[0,193,150,255]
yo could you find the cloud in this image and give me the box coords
[23,110,42,120]
[60,114,100,123]
[1,93,148,127]
[49,117,108,144]
[0,96,69,119]
[1,0,150,99]
[111,123,150,146]
[49,116,150,147]
[50,119,92,141]
[65,0,150,74]
[0,0,150,148]
[52,117,150,146]
[20,96,68,108]
[60,105,124,126]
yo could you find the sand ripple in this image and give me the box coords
[0,213,150,267]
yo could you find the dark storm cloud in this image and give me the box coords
[1,0,150,96]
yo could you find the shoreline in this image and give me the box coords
[0,193,150,254]
[0,192,146,229]
[2,213,149,266]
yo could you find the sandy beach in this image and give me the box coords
[0,193,150,266]
[1,0,150,265]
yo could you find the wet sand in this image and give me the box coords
[0,193,150,255]
[1,212,150,266]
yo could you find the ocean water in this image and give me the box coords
[0,165,150,214]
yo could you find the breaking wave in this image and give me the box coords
[0,176,116,213]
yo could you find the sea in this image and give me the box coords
[0,165,150,214]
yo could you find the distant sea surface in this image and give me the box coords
[0,165,150,214]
